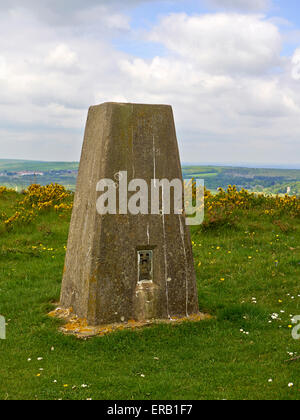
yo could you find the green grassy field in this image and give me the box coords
[0,189,299,400]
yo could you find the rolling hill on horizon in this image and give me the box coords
[0,159,78,173]
[0,159,300,195]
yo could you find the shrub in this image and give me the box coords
[200,185,300,230]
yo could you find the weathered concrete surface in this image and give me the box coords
[60,102,199,325]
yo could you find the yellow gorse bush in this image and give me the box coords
[0,186,15,196]
[1,182,299,231]
[201,184,300,229]
[20,184,70,208]
[1,183,73,230]
[4,209,36,229]
[54,203,73,212]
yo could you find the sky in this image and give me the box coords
[0,0,300,166]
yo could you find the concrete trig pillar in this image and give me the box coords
[60,103,199,325]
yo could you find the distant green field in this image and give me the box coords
[0,160,78,173]
[0,160,79,192]
[0,160,300,195]
[182,166,300,195]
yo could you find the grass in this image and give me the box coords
[0,191,300,400]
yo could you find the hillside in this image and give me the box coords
[0,160,78,172]
[182,166,300,195]
[1,160,300,195]
[0,160,78,191]
[0,185,299,400]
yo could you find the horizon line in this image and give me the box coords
[1,158,300,171]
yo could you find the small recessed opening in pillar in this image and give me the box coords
[138,250,153,283]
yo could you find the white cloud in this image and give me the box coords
[291,48,300,80]
[149,13,282,75]
[0,0,148,14]
[45,44,79,71]
[0,56,9,79]
[0,0,157,25]
[0,2,300,165]
[119,13,300,164]
[0,4,131,160]
[205,0,271,12]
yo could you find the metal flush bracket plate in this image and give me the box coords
[137,250,153,284]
